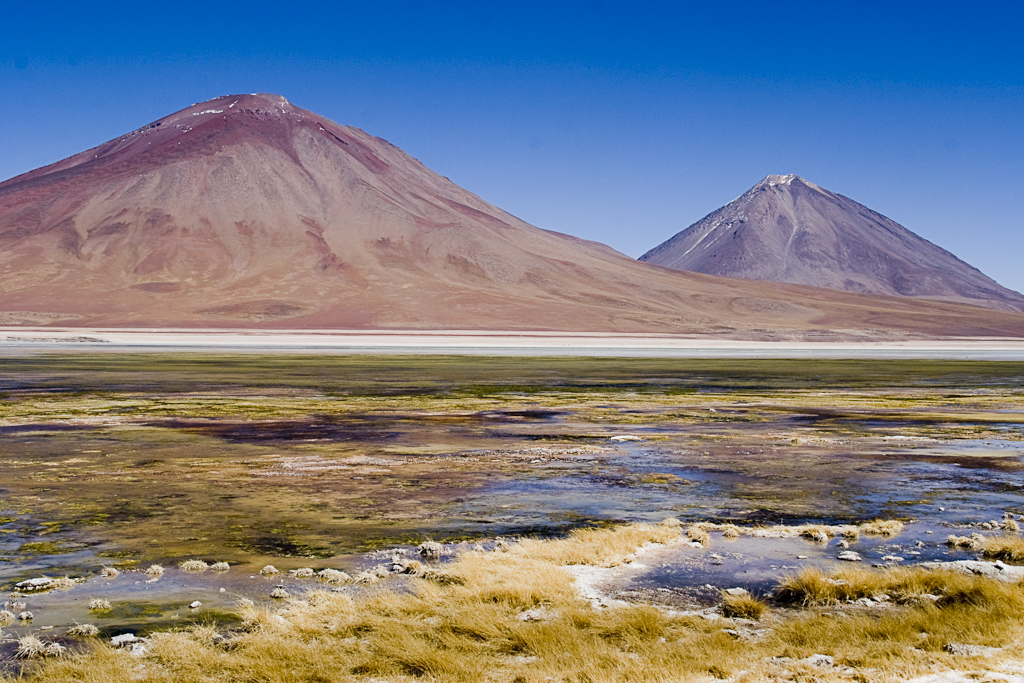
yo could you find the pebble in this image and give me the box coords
[190,601,202,609]
[801,654,835,667]
[837,551,862,562]
[111,633,139,647]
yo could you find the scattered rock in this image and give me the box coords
[801,654,835,667]
[15,578,53,591]
[797,555,809,560]
[111,633,140,647]
[920,560,1024,582]
[837,551,862,562]
[943,642,1000,657]
[189,601,202,609]
[725,588,748,596]
[836,540,850,549]
[609,435,643,442]
[418,541,444,560]
[18,611,33,621]
[881,555,904,562]
[518,607,559,622]
[100,567,119,578]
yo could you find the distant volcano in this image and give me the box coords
[640,174,1024,312]
[1,97,1023,337]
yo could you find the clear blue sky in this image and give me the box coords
[3,1,1023,292]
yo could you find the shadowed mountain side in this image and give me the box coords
[2,96,1024,338]
[640,174,1024,313]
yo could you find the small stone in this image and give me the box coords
[189,601,202,609]
[417,541,444,560]
[801,654,834,667]
[15,578,53,591]
[837,551,862,562]
[797,555,809,559]
[881,555,904,562]
[943,642,998,656]
[725,588,748,596]
[836,540,849,549]
[17,611,33,621]
[110,633,139,647]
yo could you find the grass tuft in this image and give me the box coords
[179,559,208,572]
[721,592,767,620]
[859,519,905,536]
[981,534,1024,562]
[946,533,983,550]
[686,525,711,546]
[65,623,99,637]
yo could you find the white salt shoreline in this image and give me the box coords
[3,327,1024,359]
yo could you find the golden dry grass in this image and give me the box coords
[981,533,1024,562]
[509,522,681,567]
[720,592,767,620]
[13,523,1024,682]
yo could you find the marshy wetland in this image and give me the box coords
[1,355,1023,680]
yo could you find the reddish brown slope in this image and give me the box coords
[1,95,1023,338]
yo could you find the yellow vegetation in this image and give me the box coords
[13,523,1024,682]
[981,534,1024,562]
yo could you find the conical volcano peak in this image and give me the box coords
[159,93,298,124]
[755,174,823,191]
[641,175,1024,312]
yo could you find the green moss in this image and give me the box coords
[19,540,76,554]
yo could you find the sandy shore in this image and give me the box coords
[3,327,1024,358]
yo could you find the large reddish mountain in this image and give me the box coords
[1,95,1023,338]
[640,174,1024,312]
